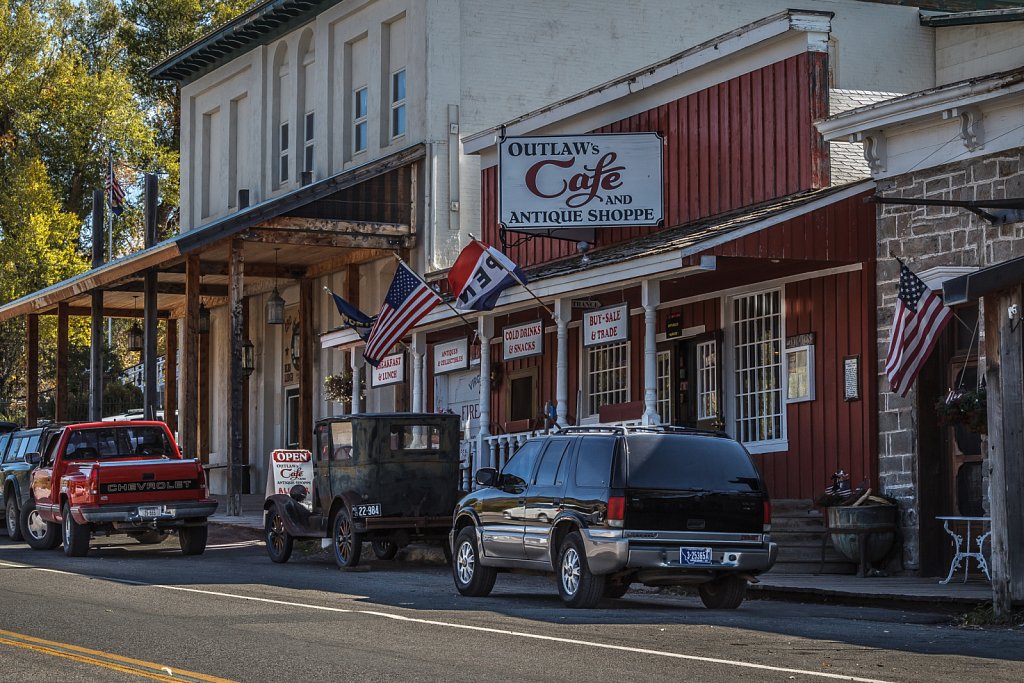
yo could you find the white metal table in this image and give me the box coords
[937,515,991,584]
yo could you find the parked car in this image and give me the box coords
[450,425,777,609]
[25,420,217,556]
[264,413,461,568]
[0,426,54,541]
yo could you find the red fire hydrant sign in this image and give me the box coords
[266,449,314,511]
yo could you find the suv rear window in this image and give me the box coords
[625,434,761,492]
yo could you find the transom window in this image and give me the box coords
[586,341,629,416]
[353,87,368,153]
[732,290,784,445]
[279,121,290,183]
[696,340,718,421]
[390,69,406,138]
[303,111,315,174]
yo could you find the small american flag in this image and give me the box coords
[885,261,953,397]
[363,262,440,366]
[106,156,125,216]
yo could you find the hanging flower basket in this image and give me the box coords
[935,386,987,434]
[324,370,365,407]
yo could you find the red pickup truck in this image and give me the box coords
[24,421,217,557]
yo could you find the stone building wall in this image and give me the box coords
[875,149,1024,570]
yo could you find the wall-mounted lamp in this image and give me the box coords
[242,338,255,377]
[267,247,285,325]
[128,296,144,352]
[1009,303,1021,333]
[198,302,211,334]
[290,324,301,368]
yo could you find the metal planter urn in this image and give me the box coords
[827,504,898,566]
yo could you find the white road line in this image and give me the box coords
[0,560,894,683]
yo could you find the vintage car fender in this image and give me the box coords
[264,494,320,538]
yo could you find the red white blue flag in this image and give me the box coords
[885,261,953,397]
[449,240,527,312]
[363,262,441,366]
[106,156,125,216]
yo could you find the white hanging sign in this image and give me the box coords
[371,353,405,387]
[583,303,630,347]
[434,338,470,374]
[503,320,544,360]
[267,449,314,511]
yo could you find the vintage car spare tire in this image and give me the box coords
[371,539,398,560]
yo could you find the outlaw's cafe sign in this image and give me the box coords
[370,353,404,387]
[583,303,630,347]
[499,133,663,240]
[503,320,544,360]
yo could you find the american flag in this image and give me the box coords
[363,262,441,366]
[885,261,953,397]
[106,156,125,216]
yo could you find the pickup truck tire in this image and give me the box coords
[5,496,23,541]
[264,510,293,563]
[557,532,605,608]
[331,507,362,568]
[371,539,398,560]
[178,525,208,556]
[21,498,60,550]
[602,580,631,599]
[452,526,496,598]
[62,503,90,557]
[697,575,747,609]
[130,531,169,544]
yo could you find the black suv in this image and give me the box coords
[450,426,777,609]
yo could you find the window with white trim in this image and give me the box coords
[353,87,368,153]
[696,340,718,420]
[586,342,629,416]
[279,121,290,183]
[732,290,784,445]
[303,111,314,173]
[656,350,672,424]
[390,69,406,138]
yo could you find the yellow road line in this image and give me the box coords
[0,629,236,683]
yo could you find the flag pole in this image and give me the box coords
[391,253,478,338]
[468,233,555,319]
[106,151,114,349]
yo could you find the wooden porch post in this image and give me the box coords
[55,302,69,422]
[165,318,178,436]
[181,254,200,458]
[227,238,245,515]
[26,314,38,427]
[298,278,314,451]
[242,297,251,494]
[89,189,105,422]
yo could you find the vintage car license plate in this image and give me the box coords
[352,503,382,518]
[138,505,165,518]
[679,546,712,565]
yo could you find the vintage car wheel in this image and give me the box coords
[698,575,747,609]
[557,532,604,608]
[62,503,91,557]
[332,507,362,568]
[20,498,60,550]
[6,495,23,541]
[130,530,169,545]
[452,526,496,597]
[371,539,398,560]
[265,510,293,563]
[179,525,208,556]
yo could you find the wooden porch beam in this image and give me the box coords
[242,228,414,250]
[299,278,314,451]
[163,261,306,280]
[227,238,245,515]
[43,307,172,319]
[108,281,229,297]
[26,314,38,427]
[55,302,69,422]
[181,254,200,459]
[165,318,177,437]
[304,249,391,279]
[257,216,410,236]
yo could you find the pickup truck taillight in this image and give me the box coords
[197,464,208,495]
[87,465,100,502]
[607,495,625,528]
[763,499,772,533]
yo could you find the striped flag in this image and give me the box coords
[363,262,441,366]
[106,156,125,216]
[448,239,526,311]
[885,261,953,397]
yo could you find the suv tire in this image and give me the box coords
[602,580,631,599]
[62,503,91,557]
[265,509,293,563]
[452,526,496,597]
[557,532,605,608]
[179,525,208,556]
[698,575,747,609]
[21,498,60,550]
[6,495,23,541]
[332,507,362,568]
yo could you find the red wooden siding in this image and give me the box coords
[482,52,830,268]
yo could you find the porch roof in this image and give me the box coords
[943,254,1024,304]
[0,144,424,323]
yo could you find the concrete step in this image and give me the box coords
[768,560,856,575]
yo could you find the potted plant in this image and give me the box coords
[935,385,987,435]
[323,370,364,408]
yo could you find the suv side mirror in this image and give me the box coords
[475,467,498,488]
[25,452,41,466]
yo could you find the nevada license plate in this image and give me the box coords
[138,505,164,518]
[352,503,381,518]
[679,546,712,565]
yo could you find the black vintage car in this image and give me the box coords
[263,413,462,568]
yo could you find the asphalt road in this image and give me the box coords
[0,526,1020,683]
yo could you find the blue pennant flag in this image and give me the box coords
[326,288,373,340]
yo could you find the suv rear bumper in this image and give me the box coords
[75,499,218,525]
[582,529,778,575]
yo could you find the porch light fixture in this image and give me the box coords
[242,338,255,377]
[267,247,285,325]
[290,324,301,368]
[198,302,211,334]
[127,296,144,353]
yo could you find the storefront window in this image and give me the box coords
[586,341,629,416]
[732,290,784,445]
[696,340,717,421]
[656,350,672,423]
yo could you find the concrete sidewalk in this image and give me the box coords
[208,493,996,611]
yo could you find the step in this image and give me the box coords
[768,560,855,575]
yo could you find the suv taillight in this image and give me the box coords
[607,495,625,528]
[763,499,772,533]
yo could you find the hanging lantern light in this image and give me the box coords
[267,247,285,325]
[242,338,255,377]
[128,296,144,352]
[198,302,211,334]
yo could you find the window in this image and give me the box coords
[279,121,290,183]
[353,87,368,153]
[656,350,672,424]
[785,345,815,402]
[303,111,315,174]
[586,341,629,416]
[500,440,542,489]
[0,433,11,463]
[390,69,406,138]
[575,436,615,488]
[285,388,300,448]
[331,421,353,460]
[696,340,718,420]
[389,424,441,451]
[533,439,571,486]
[732,290,784,445]
[508,369,536,422]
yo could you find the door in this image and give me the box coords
[674,332,723,430]
[523,437,575,562]
[477,439,542,560]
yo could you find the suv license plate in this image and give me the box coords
[352,504,381,518]
[138,505,164,518]
[680,547,712,565]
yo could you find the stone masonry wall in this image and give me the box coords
[876,150,1024,571]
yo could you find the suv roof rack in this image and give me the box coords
[554,424,728,438]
